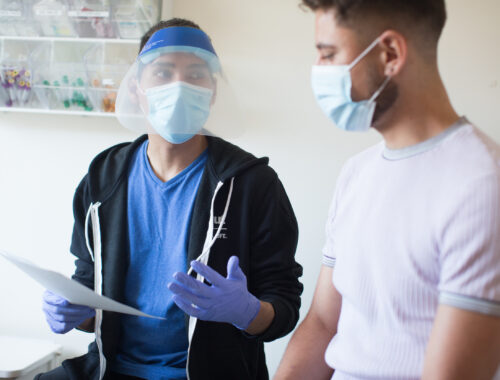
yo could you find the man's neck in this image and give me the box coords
[146,134,208,182]
[375,72,460,150]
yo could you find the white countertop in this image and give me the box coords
[0,336,61,377]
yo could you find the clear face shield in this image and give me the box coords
[115,26,242,144]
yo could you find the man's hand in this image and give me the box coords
[42,290,95,334]
[168,256,261,330]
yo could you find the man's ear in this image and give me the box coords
[378,30,408,77]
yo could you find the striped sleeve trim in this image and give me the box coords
[322,255,336,268]
[439,292,500,317]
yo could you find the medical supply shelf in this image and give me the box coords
[0,36,139,116]
[0,0,162,117]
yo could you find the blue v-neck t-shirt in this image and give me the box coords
[111,140,207,380]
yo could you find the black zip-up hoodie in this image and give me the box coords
[58,135,303,380]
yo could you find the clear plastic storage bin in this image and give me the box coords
[68,0,115,38]
[0,1,40,37]
[84,42,136,112]
[32,0,76,37]
[31,40,95,111]
[111,0,160,39]
[0,39,38,108]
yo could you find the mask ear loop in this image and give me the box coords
[369,75,391,103]
[346,35,392,103]
[348,36,383,70]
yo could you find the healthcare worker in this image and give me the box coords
[37,18,303,380]
[275,1,500,379]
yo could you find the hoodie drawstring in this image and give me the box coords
[187,177,234,277]
[84,202,106,380]
[186,177,235,380]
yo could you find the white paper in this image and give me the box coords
[0,250,165,320]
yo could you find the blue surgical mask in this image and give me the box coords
[143,81,213,144]
[311,37,391,132]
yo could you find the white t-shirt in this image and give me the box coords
[322,117,500,380]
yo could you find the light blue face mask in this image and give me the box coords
[143,81,214,144]
[311,36,391,132]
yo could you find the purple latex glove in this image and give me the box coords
[168,256,261,330]
[42,290,95,334]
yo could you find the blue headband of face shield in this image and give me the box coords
[139,26,221,73]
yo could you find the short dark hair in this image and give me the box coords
[301,0,447,47]
[139,18,203,53]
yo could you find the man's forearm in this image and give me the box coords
[77,317,95,333]
[245,301,275,335]
[274,313,335,380]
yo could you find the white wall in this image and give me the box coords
[0,0,498,377]
[0,115,136,358]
